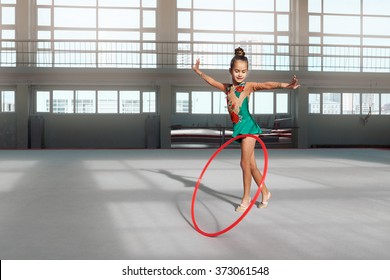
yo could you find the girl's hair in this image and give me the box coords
[230,47,248,69]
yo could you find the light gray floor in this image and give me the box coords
[0,148,389,260]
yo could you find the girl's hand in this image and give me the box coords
[192,58,201,74]
[286,75,300,89]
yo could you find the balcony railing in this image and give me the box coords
[1,40,390,72]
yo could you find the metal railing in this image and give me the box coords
[1,40,390,72]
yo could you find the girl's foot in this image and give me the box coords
[258,192,271,209]
[236,197,251,212]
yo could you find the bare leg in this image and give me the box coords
[236,137,271,211]
[248,146,270,203]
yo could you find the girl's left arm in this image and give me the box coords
[249,75,300,91]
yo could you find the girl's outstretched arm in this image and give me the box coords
[250,75,300,91]
[192,58,226,92]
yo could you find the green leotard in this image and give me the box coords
[226,82,262,138]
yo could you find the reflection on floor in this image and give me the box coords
[0,148,389,260]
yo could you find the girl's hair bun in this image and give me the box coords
[230,47,248,69]
[235,47,245,57]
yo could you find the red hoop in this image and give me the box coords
[190,134,269,237]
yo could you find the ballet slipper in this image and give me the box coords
[258,192,271,209]
[236,197,251,212]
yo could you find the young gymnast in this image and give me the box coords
[192,47,300,212]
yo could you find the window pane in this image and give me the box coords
[38,31,51,41]
[99,0,140,7]
[323,36,361,45]
[363,0,390,16]
[76,90,96,113]
[381,94,390,115]
[143,32,155,40]
[1,91,15,112]
[177,0,191,9]
[143,10,155,28]
[120,91,140,113]
[37,0,52,4]
[2,7,15,25]
[254,92,273,114]
[38,8,51,26]
[236,12,274,32]
[324,16,360,35]
[176,92,189,113]
[363,17,390,36]
[309,0,322,13]
[99,31,140,40]
[324,0,360,14]
[142,0,157,8]
[308,93,321,113]
[248,93,254,114]
[194,11,233,31]
[54,8,96,28]
[53,90,74,113]
[276,0,290,12]
[98,91,118,113]
[213,91,226,114]
[323,93,341,114]
[54,0,96,6]
[142,91,156,113]
[178,11,191,28]
[276,93,288,114]
[36,91,50,113]
[55,30,97,41]
[99,9,140,28]
[192,91,211,114]
[363,37,390,47]
[362,93,380,114]
[178,33,191,41]
[237,0,273,11]
[194,32,233,42]
[194,0,233,10]
[277,14,289,32]
[309,15,321,32]
[2,29,15,40]
[342,93,360,115]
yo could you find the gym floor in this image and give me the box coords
[0,148,389,260]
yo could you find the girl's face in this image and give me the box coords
[230,60,248,85]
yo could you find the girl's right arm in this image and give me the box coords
[192,58,226,92]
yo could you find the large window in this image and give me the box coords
[309,0,390,72]
[36,89,156,114]
[309,92,389,115]
[177,0,291,70]
[0,0,16,66]
[36,0,157,68]
[176,90,289,115]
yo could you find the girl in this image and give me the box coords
[192,47,300,212]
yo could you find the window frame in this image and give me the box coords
[0,0,17,67]
[308,92,390,115]
[308,0,390,73]
[34,88,157,114]
[35,0,157,68]
[0,89,16,113]
[176,0,291,70]
[175,89,291,116]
